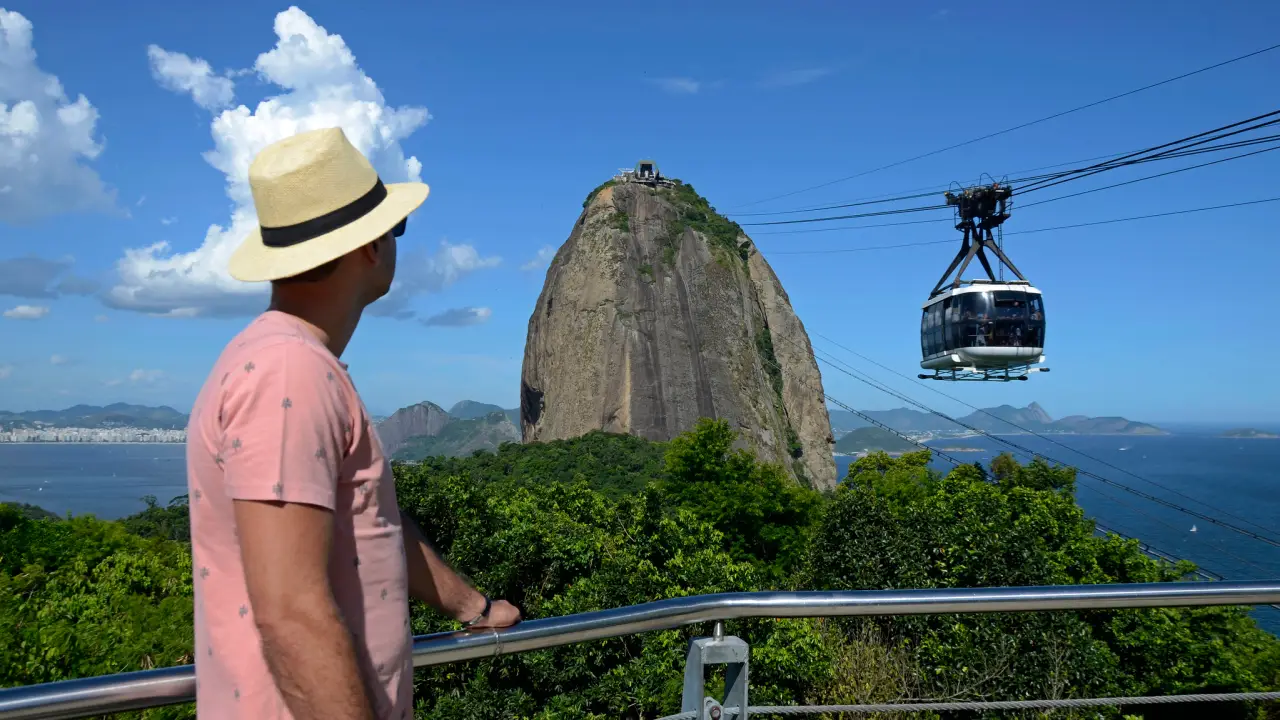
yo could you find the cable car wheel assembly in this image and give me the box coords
[919,180,1049,382]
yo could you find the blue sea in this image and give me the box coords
[1,435,1277,632]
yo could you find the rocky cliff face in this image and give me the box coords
[520,179,836,490]
[376,401,452,456]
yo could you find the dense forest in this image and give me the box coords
[2,420,1277,719]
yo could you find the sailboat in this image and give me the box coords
[1190,525,1198,533]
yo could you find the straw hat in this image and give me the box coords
[228,127,430,282]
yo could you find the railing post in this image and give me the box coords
[680,622,749,720]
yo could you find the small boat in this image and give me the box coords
[1190,525,1198,533]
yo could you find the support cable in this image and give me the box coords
[734,43,1280,207]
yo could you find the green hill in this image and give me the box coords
[834,427,917,454]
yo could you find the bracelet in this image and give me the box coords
[461,594,492,628]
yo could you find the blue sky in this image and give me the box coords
[1,1,1277,422]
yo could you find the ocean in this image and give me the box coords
[1,434,1276,631]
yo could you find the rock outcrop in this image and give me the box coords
[376,401,451,456]
[390,411,521,462]
[520,178,836,490]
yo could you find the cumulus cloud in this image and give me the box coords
[0,9,114,223]
[3,303,49,319]
[420,306,492,327]
[160,216,176,225]
[0,255,97,298]
[758,67,833,89]
[652,77,701,95]
[146,45,235,110]
[109,7,492,318]
[520,245,555,271]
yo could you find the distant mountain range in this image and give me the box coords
[0,399,1167,456]
[0,403,188,431]
[828,401,1166,437]
[376,401,520,461]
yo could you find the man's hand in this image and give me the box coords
[400,511,524,630]
[461,597,523,630]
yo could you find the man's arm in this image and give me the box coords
[217,344,370,718]
[400,511,522,628]
[235,499,373,720]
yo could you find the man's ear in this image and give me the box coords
[358,236,383,264]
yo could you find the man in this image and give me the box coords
[186,127,521,720]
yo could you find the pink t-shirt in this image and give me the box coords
[186,311,412,719]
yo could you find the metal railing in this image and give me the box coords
[2,580,1279,720]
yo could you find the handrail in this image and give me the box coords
[2,580,1279,720]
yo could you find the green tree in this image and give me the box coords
[807,451,1278,717]
[658,418,825,581]
[0,504,194,707]
[393,466,832,718]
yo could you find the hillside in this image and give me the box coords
[833,427,917,455]
[0,403,187,430]
[391,412,520,462]
[375,401,451,455]
[829,402,1164,437]
[448,400,520,425]
[519,176,836,489]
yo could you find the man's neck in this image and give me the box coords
[267,294,363,359]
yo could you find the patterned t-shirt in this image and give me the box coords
[186,311,412,719]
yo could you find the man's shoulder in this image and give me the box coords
[216,318,344,392]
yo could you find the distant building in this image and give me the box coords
[614,159,674,187]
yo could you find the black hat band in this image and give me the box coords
[260,178,389,248]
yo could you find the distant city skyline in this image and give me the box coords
[1,1,1277,424]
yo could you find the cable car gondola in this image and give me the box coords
[919,181,1048,382]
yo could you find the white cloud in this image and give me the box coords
[758,67,833,89]
[0,364,11,379]
[129,368,164,384]
[160,216,176,225]
[368,240,501,318]
[3,303,49,319]
[109,7,483,318]
[652,77,700,95]
[49,353,68,365]
[0,9,114,222]
[93,314,108,322]
[520,245,555,271]
[147,45,235,111]
[104,378,122,387]
[136,195,146,207]
[421,306,492,327]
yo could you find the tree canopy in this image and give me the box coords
[1,420,1276,719]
